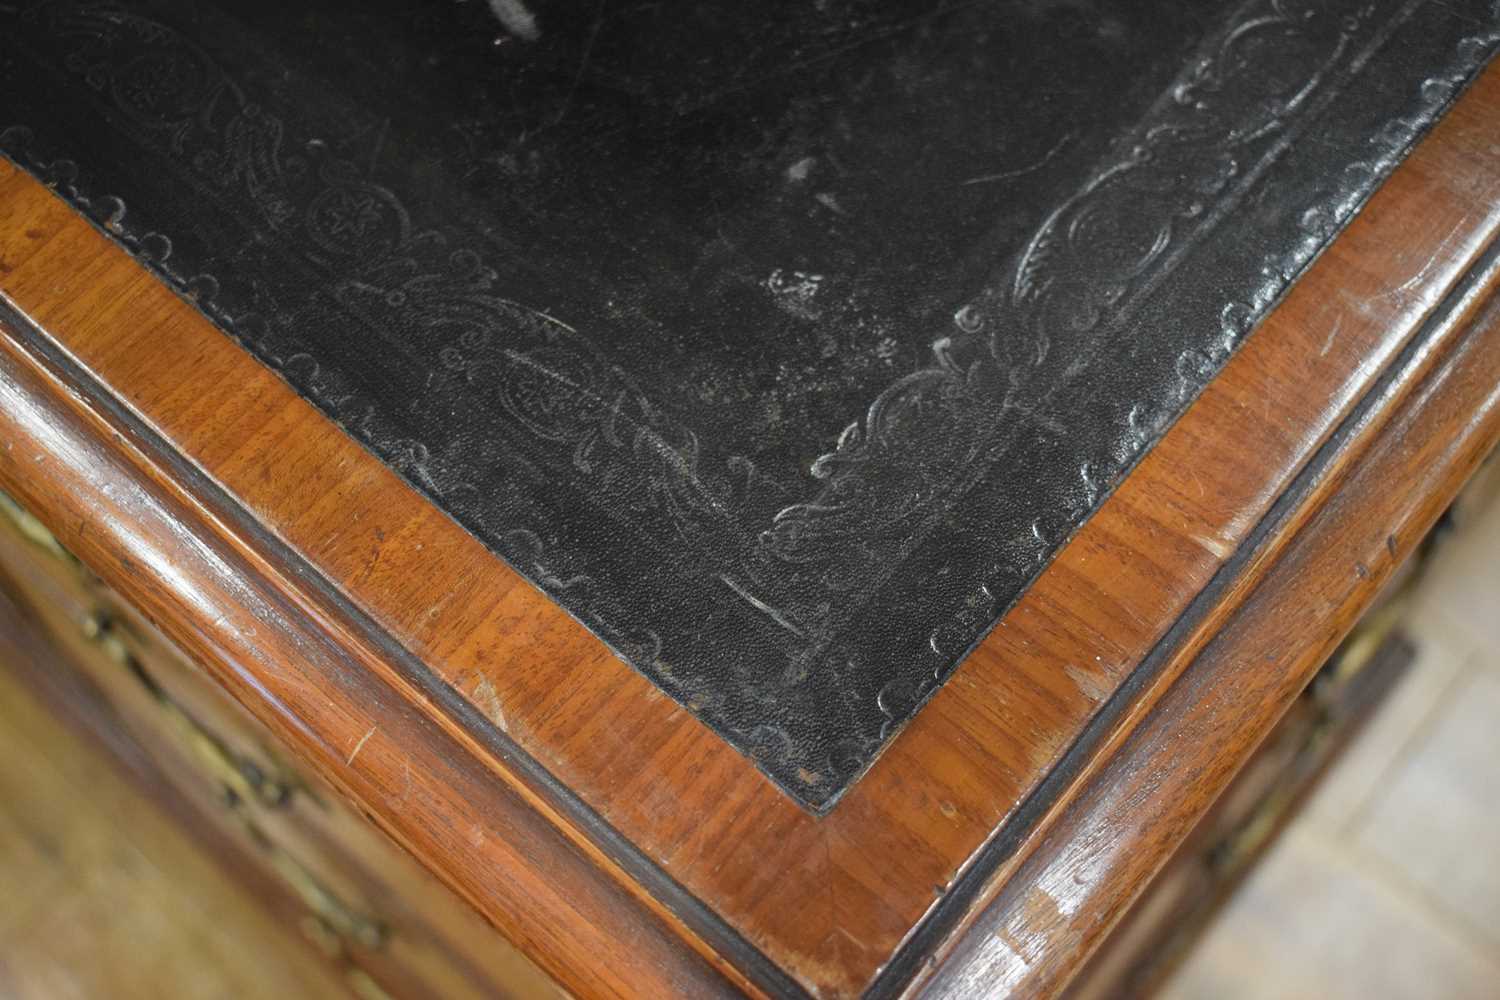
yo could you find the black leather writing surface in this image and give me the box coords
[3,0,1496,809]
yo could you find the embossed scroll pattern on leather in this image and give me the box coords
[2,0,1496,807]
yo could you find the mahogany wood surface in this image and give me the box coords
[917,224,1500,1000]
[0,60,1497,999]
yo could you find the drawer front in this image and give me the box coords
[0,492,565,1000]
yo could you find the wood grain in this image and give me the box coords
[915,231,1500,1000]
[0,297,746,998]
[0,61,1497,999]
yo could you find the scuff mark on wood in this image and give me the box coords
[471,676,508,733]
[346,724,376,765]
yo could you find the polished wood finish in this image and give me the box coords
[1065,620,1419,999]
[0,62,1497,998]
[0,298,741,998]
[917,259,1500,996]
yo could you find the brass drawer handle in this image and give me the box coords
[2,495,390,959]
[2,487,286,801]
[3,489,293,806]
[82,610,388,952]
[80,609,295,808]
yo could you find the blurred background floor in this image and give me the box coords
[1162,485,1500,1000]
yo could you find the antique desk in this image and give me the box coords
[2,3,1500,997]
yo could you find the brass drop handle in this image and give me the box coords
[80,609,293,809]
[2,489,292,808]
[82,610,388,952]
[2,492,389,962]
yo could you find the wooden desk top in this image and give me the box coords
[1,41,1499,1000]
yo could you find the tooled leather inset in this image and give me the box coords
[2,0,1496,809]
